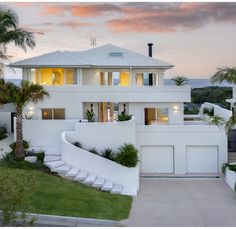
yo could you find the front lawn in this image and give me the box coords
[0,167,132,221]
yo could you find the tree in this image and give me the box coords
[0,79,49,159]
[210,67,236,84]
[171,76,188,86]
[209,67,236,133]
[0,5,35,77]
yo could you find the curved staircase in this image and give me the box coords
[44,150,137,196]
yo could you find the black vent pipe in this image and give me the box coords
[147,43,153,85]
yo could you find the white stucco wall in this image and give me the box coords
[0,112,11,133]
[20,119,76,149]
[136,124,227,175]
[67,118,136,152]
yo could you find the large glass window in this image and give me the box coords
[144,108,168,125]
[33,68,76,85]
[42,108,65,120]
[100,72,130,86]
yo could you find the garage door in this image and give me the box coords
[186,146,218,173]
[141,146,174,173]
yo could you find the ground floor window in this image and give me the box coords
[42,108,65,120]
[144,108,168,125]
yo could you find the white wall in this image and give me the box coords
[62,132,139,190]
[200,102,232,120]
[20,119,76,149]
[0,112,11,133]
[129,102,184,125]
[136,124,227,175]
[67,118,136,152]
[23,86,190,120]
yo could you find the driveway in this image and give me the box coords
[122,178,236,227]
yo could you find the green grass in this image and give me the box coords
[0,167,132,221]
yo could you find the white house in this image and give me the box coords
[8,43,230,196]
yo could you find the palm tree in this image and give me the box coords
[210,67,236,133]
[171,76,188,86]
[0,5,35,77]
[0,79,49,159]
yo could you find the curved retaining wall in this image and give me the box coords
[61,131,139,190]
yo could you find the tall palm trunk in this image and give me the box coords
[15,107,24,159]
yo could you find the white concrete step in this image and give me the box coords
[121,187,137,196]
[52,164,71,173]
[83,174,96,185]
[44,156,61,162]
[44,160,65,169]
[101,180,113,191]
[74,171,88,181]
[92,177,105,188]
[65,167,80,177]
[111,184,122,194]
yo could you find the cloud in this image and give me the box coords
[107,2,236,33]
[41,3,121,17]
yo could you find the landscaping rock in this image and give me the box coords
[25,156,37,163]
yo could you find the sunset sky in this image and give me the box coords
[5,2,236,79]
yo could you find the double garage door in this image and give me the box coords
[141,146,218,174]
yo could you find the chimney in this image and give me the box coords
[147,43,153,57]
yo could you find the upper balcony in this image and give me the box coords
[23,67,191,103]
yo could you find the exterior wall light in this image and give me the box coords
[173,106,179,113]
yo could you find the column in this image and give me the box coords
[157,71,164,86]
[131,71,136,86]
[77,68,83,86]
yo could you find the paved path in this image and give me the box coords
[0,133,14,158]
[122,178,236,227]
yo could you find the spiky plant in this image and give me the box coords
[101,148,115,161]
[171,76,188,86]
[86,110,95,122]
[207,115,226,129]
[114,112,132,122]
[210,67,236,84]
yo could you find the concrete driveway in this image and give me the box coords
[122,178,236,227]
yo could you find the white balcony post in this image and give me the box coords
[158,71,164,86]
[77,68,83,86]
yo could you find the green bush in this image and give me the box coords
[0,131,7,140]
[101,148,115,161]
[9,140,29,152]
[89,147,99,154]
[115,144,139,167]
[115,112,132,122]
[202,107,214,117]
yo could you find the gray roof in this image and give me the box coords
[10,44,173,69]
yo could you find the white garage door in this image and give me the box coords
[141,146,174,173]
[186,146,218,173]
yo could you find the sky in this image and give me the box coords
[4,2,236,79]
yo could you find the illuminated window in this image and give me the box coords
[144,108,168,125]
[42,108,65,120]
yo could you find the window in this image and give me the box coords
[109,52,124,57]
[42,108,65,120]
[145,108,168,125]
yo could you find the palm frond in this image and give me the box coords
[171,76,188,86]
[207,115,226,129]
[225,114,236,133]
[210,67,236,84]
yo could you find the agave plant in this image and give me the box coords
[101,148,115,161]
[115,112,132,122]
[171,76,188,86]
[86,110,95,122]
[202,107,214,117]
[207,115,226,128]
[89,147,99,155]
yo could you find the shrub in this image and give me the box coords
[115,112,132,122]
[0,131,7,140]
[26,151,45,162]
[115,144,139,167]
[0,168,37,226]
[10,140,29,152]
[101,148,115,161]
[89,147,99,155]
[73,141,82,148]
[86,110,95,122]
[203,107,214,117]
[0,126,7,134]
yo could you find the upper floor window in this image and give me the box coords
[31,68,77,86]
[100,72,131,86]
[42,108,65,120]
